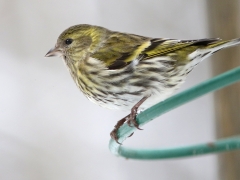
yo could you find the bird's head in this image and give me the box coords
[45,24,108,61]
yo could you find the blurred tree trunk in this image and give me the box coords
[207,1,240,180]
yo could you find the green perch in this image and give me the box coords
[109,66,240,159]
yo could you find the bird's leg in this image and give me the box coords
[110,95,150,144]
[110,115,130,144]
[126,95,150,129]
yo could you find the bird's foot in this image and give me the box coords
[110,115,129,144]
[110,95,150,144]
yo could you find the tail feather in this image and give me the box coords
[186,38,240,72]
[208,38,240,50]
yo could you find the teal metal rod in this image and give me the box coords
[119,136,240,160]
[109,67,240,158]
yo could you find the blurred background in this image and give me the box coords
[0,0,239,180]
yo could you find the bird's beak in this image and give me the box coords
[45,46,62,57]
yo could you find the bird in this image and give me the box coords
[45,24,240,144]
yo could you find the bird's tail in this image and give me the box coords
[186,38,240,72]
[207,38,240,51]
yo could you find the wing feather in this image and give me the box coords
[91,32,221,69]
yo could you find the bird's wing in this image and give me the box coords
[91,32,151,69]
[141,38,221,63]
[91,32,220,69]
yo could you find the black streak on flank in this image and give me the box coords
[131,80,149,87]
[96,88,108,95]
[148,77,164,83]
[146,67,166,73]
[160,60,176,66]
[165,84,177,88]
[115,90,144,96]
[89,71,99,75]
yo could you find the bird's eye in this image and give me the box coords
[65,38,73,45]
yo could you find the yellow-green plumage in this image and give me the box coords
[45,24,240,142]
[46,24,240,110]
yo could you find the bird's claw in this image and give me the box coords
[110,96,149,143]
